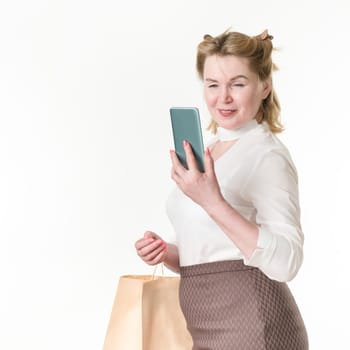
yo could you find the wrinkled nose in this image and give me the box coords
[220,87,233,103]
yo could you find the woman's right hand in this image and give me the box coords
[134,231,167,266]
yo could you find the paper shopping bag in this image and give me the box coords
[102,273,192,350]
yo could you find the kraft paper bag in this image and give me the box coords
[102,273,192,350]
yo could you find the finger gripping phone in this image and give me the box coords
[170,107,205,172]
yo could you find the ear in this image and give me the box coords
[261,78,272,100]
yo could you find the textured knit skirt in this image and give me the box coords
[179,260,308,350]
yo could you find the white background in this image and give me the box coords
[0,0,349,349]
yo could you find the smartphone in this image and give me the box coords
[170,107,205,172]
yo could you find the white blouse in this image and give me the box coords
[166,120,304,282]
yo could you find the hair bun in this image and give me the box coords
[203,34,213,40]
[257,29,273,41]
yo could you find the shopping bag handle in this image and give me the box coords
[152,263,165,280]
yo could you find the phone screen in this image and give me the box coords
[170,107,205,172]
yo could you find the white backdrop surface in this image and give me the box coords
[0,0,349,349]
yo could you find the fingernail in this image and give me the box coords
[183,140,188,147]
[205,147,210,155]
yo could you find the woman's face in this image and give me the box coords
[203,55,271,130]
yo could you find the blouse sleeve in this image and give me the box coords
[241,149,304,282]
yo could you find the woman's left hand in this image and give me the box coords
[170,140,223,210]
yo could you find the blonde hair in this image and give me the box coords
[196,29,283,134]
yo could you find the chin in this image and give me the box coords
[217,120,239,130]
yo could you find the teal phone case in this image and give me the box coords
[170,107,205,172]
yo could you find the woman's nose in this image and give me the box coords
[220,87,233,103]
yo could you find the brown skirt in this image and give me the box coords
[179,260,308,350]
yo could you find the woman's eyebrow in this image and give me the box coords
[205,75,249,83]
[231,75,248,80]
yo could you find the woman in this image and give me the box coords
[135,29,308,350]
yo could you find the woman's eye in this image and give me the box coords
[232,83,244,87]
[208,84,218,88]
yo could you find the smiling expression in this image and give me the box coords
[203,55,271,130]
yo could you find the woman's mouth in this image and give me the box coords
[218,109,237,117]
